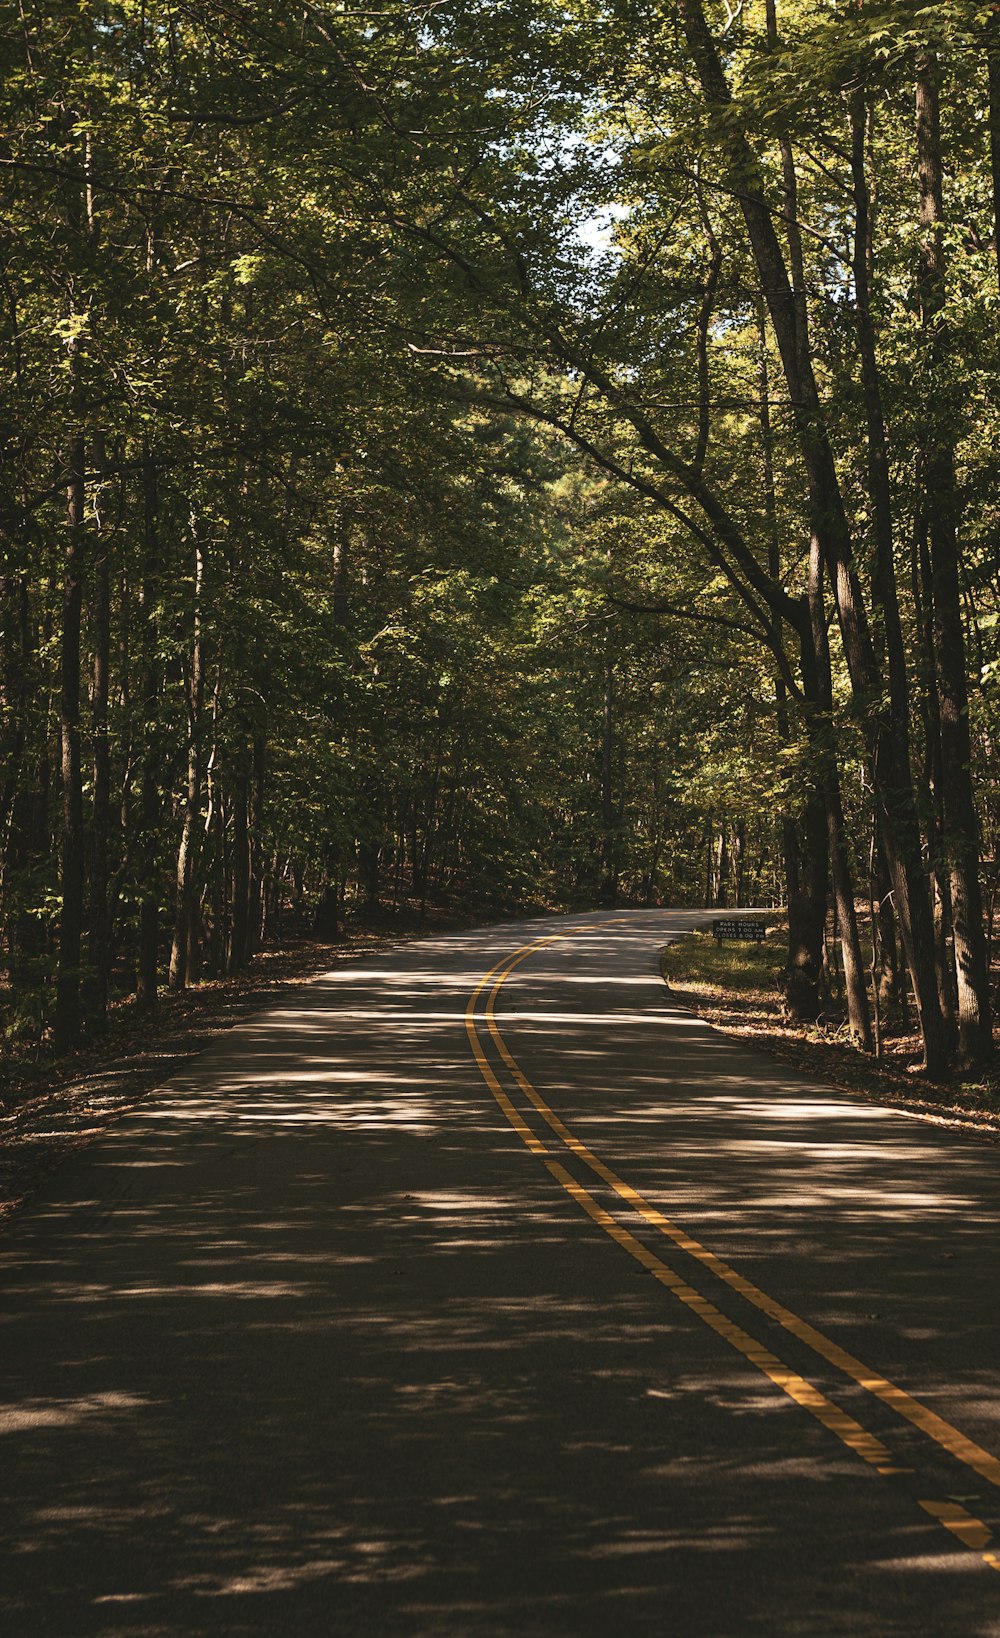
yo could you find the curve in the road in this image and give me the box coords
[465,920,1000,1575]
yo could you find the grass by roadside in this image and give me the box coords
[0,907,473,1228]
[660,925,1000,1142]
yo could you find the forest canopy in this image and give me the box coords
[2,0,1000,1078]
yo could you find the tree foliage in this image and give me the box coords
[2,0,998,1076]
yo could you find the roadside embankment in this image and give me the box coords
[660,924,1000,1141]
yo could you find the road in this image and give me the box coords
[2,908,1000,1636]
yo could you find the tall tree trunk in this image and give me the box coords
[332,533,349,629]
[912,496,958,1040]
[703,815,714,908]
[714,820,729,909]
[692,190,722,475]
[807,540,872,1050]
[764,0,808,379]
[210,783,231,974]
[169,540,205,990]
[313,841,341,939]
[55,431,86,1051]
[849,92,911,736]
[1,572,47,1010]
[202,669,224,972]
[600,649,616,904]
[229,761,252,972]
[757,294,821,1016]
[136,444,161,1007]
[987,8,1000,299]
[250,730,266,953]
[771,64,855,1025]
[786,790,827,1024]
[733,820,746,909]
[358,841,380,910]
[872,836,900,1013]
[85,434,111,1033]
[0,571,26,867]
[676,0,948,1073]
[915,52,993,1067]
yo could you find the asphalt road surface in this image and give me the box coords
[3,908,1000,1637]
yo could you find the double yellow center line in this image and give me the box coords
[465,924,1000,1572]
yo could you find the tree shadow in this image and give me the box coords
[2,912,999,1634]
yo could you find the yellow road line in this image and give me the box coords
[484,935,1000,1496]
[918,1499,993,1551]
[467,936,891,1462]
[464,922,1000,1573]
[545,1157,891,1468]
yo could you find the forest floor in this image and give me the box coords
[0,904,476,1227]
[660,924,1000,1144]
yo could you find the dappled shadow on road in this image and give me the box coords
[496,943,1000,1437]
[2,916,999,1635]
